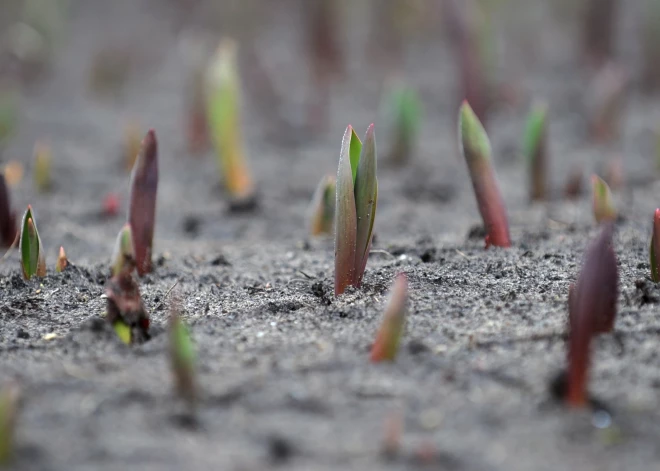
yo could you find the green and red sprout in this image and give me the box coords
[0,174,17,248]
[105,269,150,345]
[111,223,135,277]
[370,274,408,363]
[458,101,510,248]
[650,209,660,282]
[169,306,197,413]
[19,205,46,280]
[55,246,67,273]
[128,129,158,276]
[591,175,616,223]
[334,124,378,296]
[383,80,422,166]
[309,175,336,237]
[523,102,548,201]
[206,39,256,206]
[566,222,618,407]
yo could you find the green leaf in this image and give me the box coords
[19,205,45,280]
[354,124,378,286]
[334,125,358,296]
[592,175,617,223]
[111,224,134,276]
[523,103,547,163]
[348,127,362,184]
[169,311,197,408]
[370,274,407,362]
[113,320,132,345]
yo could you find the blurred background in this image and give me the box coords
[0,0,659,256]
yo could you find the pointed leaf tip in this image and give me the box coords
[370,274,408,362]
[592,175,616,223]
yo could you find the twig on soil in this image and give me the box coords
[152,279,180,312]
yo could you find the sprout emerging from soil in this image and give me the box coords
[370,274,408,363]
[566,222,618,407]
[186,61,209,155]
[0,174,17,248]
[586,63,627,142]
[305,0,343,131]
[443,0,494,125]
[55,246,67,273]
[19,205,46,280]
[128,130,158,276]
[111,224,135,277]
[564,166,584,200]
[383,80,422,166]
[591,175,616,223]
[642,0,660,90]
[105,270,150,345]
[206,39,256,206]
[334,124,378,296]
[169,307,197,413]
[582,0,618,68]
[523,103,548,201]
[650,209,660,282]
[458,101,510,248]
[33,141,51,192]
[123,120,142,172]
[309,175,336,237]
[0,382,20,465]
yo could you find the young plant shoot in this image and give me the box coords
[309,175,336,237]
[206,39,256,206]
[583,0,618,67]
[0,174,17,247]
[33,141,51,192]
[105,270,150,345]
[370,274,408,363]
[169,307,197,413]
[383,80,422,166]
[55,246,67,272]
[458,101,510,248]
[523,103,548,201]
[443,0,493,125]
[19,205,46,280]
[111,224,135,277]
[586,63,627,142]
[128,130,158,276]
[642,0,660,90]
[566,222,618,407]
[592,175,616,223]
[334,124,378,296]
[650,209,660,282]
[0,382,20,465]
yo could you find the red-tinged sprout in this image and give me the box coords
[586,63,627,142]
[309,175,336,237]
[305,0,343,131]
[2,161,23,187]
[642,0,660,91]
[55,246,67,273]
[103,192,120,217]
[523,103,548,201]
[0,381,21,465]
[0,174,17,248]
[186,60,209,155]
[334,125,378,296]
[592,175,617,223]
[128,130,158,276]
[19,206,46,280]
[33,141,51,192]
[105,270,150,344]
[458,101,510,248]
[443,0,492,125]
[564,165,583,200]
[650,209,660,282]
[567,222,618,407]
[582,0,619,68]
[370,274,407,362]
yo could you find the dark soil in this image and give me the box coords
[2,1,660,470]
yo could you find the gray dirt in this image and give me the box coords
[2,0,660,470]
